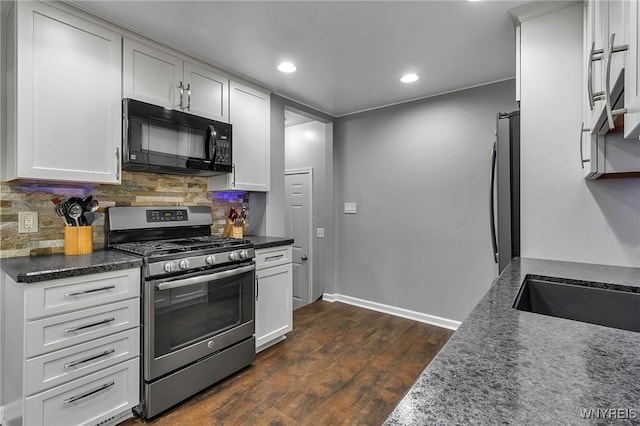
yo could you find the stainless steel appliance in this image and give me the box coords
[106,206,255,419]
[122,98,232,176]
[490,111,520,274]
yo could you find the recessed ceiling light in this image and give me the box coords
[277,62,297,73]
[400,74,419,83]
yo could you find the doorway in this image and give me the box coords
[284,108,331,309]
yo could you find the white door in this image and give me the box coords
[183,61,229,122]
[284,171,312,310]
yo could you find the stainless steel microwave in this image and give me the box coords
[122,98,232,176]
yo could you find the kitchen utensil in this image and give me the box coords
[87,199,99,212]
[55,203,68,225]
[67,203,83,227]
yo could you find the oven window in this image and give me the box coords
[153,270,253,357]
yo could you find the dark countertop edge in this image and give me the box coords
[244,235,294,250]
[1,250,143,283]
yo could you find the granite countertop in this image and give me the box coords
[385,257,640,425]
[244,235,294,250]
[1,250,143,283]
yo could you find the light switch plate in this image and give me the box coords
[316,228,325,238]
[344,202,357,214]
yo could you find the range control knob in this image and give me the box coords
[163,262,175,273]
[228,251,239,261]
[205,255,215,265]
[239,250,248,259]
[178,259,190,270]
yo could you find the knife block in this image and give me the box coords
[222,218,243,238]
[64,226,93,255]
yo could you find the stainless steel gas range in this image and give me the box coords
[106,206,256,419]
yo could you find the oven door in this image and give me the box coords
[144,262,255,381]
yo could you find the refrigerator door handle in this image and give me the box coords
[490,141,498,263]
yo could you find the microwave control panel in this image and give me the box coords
[214,137,232,164]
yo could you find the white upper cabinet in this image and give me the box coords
[584,0,637,136]
[123,39,182,110]
[123,38,229,122]
[183,62,228,122]
[625,0,640,138]
[4,2,122,184]
[209,81,271,192]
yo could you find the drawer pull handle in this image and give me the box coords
[63,381,115,406]
[64,318,115,334]
[265,254,284,261]
[65,286,116,298]
[63,349,116,369]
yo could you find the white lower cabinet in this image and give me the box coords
[254,246,293,352]
[24,358,139,426]
[2,268,141,426]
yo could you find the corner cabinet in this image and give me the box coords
[584,0,640,139]
[209,82,271,192]
[4,2,122,184]
[626,0,640,138]
[254,246,293,352]
[1,268,141,426]
[123,38,229,122]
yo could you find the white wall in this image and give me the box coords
[334,80,518,322]
[520,3,640,267]
[285,120,334,299]
[265,96,287,237]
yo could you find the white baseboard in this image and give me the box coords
[0,405,4,426]
[322,293,460,331]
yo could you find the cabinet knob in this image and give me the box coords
[301,255,308,261]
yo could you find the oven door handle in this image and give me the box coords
[155,264,255,291]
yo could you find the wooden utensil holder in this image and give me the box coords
[64,226,93,255]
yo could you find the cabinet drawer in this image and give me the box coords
[255,246,292,270]
[26,298,140,358]
[25,268,140,320]
[25,358,139,426]
[25,328,140,396]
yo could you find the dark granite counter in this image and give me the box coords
[1,250,143,283]
[244,236,294,250]
[385,257,640,426]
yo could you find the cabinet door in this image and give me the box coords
[605,0,626,90]
[123,38,183,110]
[255,263,293,351]
[625,0,640,138]
[210,81,271,192]
[14,2,121,183]
[587,0,606,129]
[581,2,594,177]
[183,61,229,122]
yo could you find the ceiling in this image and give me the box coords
[72,0,529,117]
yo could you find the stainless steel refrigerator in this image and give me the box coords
[490,111,520,274]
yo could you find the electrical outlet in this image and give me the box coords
[344,202,357,214]
[18,211,39,233]
[316,228,325,238]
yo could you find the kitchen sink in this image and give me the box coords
[513,277,640,332]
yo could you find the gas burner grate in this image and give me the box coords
[111,241,190,257]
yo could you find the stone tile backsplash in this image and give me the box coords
[0,172,249,258]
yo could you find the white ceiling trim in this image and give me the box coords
[336,76,517,118]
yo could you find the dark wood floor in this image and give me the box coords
[123,301,454,426]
